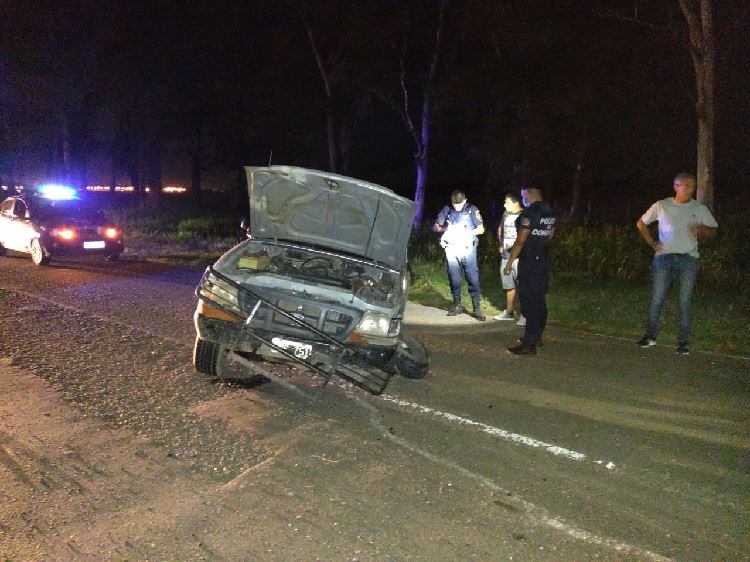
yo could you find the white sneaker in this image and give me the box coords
[516,315,526,326]
[492,310,515,321]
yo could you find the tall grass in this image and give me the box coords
[410,215,748,289]
[100,191,245,237]
[102,193,244,264]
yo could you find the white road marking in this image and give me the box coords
[380,394,618,470]
[357,396,672,562]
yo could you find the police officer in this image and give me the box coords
[503,187,556,354]
[433,190,486,320]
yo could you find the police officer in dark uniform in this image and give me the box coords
[433,190,486,320]
[503,187,556,354]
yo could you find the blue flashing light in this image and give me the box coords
[38,184,78,200]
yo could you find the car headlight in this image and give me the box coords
[355,311,400,338]
[198,269,241,314]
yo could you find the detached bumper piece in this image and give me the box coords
[197,267,397,395]
[334,359,393,396]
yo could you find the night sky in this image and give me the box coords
[0,0,747,220]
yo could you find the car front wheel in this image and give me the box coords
[392,334,429,379]
[193,337,230,377]
[30,238,50,266]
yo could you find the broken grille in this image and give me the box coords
[239,293,356,338]
[198,266,396,395]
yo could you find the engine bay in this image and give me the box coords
[227,240,404,307]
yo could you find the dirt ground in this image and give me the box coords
[2,257,747,561]
[0,355,628,562]
[1,357,218,560]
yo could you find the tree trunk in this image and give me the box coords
[413,95,432,226]
[51,114,71,184]
[325,100,338,172]
[190,112,203,202]
[696,103,714,210]
[679,0,715,210]
[304,17,339,173]
[569,138,587,220]
[67,111,89,190]
[128,138,142,198]
[414,155,427,227]
[399,0,445,227]
[148,135,163,210]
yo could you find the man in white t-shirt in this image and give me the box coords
[635,173,718,355]
[493,192,524,323]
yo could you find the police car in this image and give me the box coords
[0,184,124,265]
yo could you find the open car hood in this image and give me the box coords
[245,166,416,270]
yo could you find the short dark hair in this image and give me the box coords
[504,191,521,204]
[521,187,542,196]
[450,190,466,205]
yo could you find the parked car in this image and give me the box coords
[0,185,124,265]
[193,166,429,395]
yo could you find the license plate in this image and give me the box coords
[271,337,313,360]
[83,240,106,249]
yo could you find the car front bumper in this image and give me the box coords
[194,310,398,365]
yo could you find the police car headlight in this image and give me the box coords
[355,312,400,338]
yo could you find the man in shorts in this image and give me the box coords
[493,192,525,325]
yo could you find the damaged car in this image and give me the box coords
[193,166,429,395]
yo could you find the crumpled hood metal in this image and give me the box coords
[244,166,415,270]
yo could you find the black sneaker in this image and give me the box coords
[508,343,536,355]
[676,343,690,355]
[517,337,543,347]
[636,336,656,348]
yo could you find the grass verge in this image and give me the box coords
[409,259,749,356]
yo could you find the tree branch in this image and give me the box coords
[304,18,332,100]
[397,13,421,152]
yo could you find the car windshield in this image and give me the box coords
[29,198,106,222]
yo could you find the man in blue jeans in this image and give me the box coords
[433,190,486,320]
[636,173,718,355]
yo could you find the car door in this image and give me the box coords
[2,199,33,252]
[0,198,20,251]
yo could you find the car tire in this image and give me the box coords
[393,334,429,379]
[0,243,6,256]
[30,238,50,266]
[105,252,121,261]
[193,337,230,377]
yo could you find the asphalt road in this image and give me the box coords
[0,253,748,561]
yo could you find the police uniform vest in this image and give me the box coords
[517,201,556,260]
[438,204,480,244]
